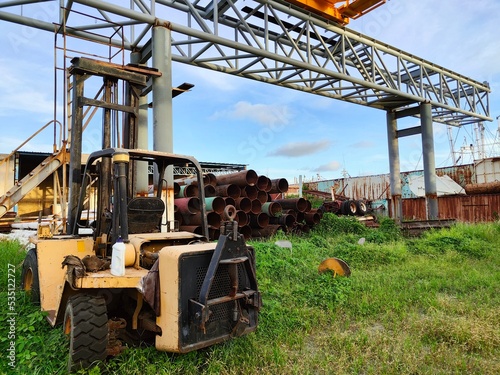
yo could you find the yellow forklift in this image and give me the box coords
[19,58,260,372]
[21,147,260,371]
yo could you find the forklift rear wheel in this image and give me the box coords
[21,248,40,304]
[64,294,109,372]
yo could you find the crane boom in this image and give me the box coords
[285,0,386,25]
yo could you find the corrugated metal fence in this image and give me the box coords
[403,194,500,222]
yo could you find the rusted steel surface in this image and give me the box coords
[274,198,307,212]
[215,184,241,199]
[241,185,258,200]
[402,194,500,222]
[174,197,200,214]
[465,181,500,195]
[261,202,282,217]
[269,178,288,194]
[257,175,271,191]
[234,197,252,213]
[235,210,249,227]
[215,169,258,187]
[249,213,269,228]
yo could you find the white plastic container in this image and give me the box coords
[110,238,126,276]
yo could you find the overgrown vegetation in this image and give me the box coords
[0,216,499,374]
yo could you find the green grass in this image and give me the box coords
[0,217,499,374]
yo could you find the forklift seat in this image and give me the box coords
[127,197,165,234]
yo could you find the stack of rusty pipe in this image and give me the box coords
[174,171,324,240]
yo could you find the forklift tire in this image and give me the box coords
[21,248,40,304]
[64,294,108,372]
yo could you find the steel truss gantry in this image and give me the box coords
[0,0,491,126]
[0,0,493,223]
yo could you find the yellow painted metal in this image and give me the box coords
[339,0,386,19]
[35,236,95,326]
[155,242,217,353]
[287,0,348,24]
[286,0,385,25]
[73,267,148,289]
[318,257,351,277]
[112,152,130,163]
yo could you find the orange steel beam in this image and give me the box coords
[285,0,386,25]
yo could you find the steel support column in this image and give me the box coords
[152,23,174,231]
[131,51,149,197]
[67,73,84,233]
[386,110,402,223]
[96,78,113,238]
[420,102,439,220]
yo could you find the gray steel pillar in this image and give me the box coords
[386,110,402,223]
[67,73,84,234]
[130,51,149,197]
[420,102,439,220]
[152,23,174,230]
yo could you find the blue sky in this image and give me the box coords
[0,0,499,183]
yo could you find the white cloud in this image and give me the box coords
[350,140,375,149]
[0,59,56,117]
[313,161,341,172]
[211,101,291,126]
[268,140,331,157]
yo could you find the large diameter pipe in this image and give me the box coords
[257,190,269,204]
[205,197,225,214]
[241,185,258,200]
[174,197,200,214]
[174,211,183,226]
[250,199,262,214]
[269,178,289,194]
[262,202,282,217]
[304,212,321,225]
[173,182,181,196]
[182,211,221,229]
[273,198,308,212]
[223,197,236,207]
[204,185,216,197]
[215,169,258,187]
[269,214,296,227]
[235,210,249,227]
[310,208,324,219]
[256,175,271,191]
[249,212,269,228]
[176,184,199,198]
[234,197,252,213]
[206,173,217,187]
[304,200,312,213]
[215,184,241,199]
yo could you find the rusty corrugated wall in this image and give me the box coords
[403,194,500,222]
